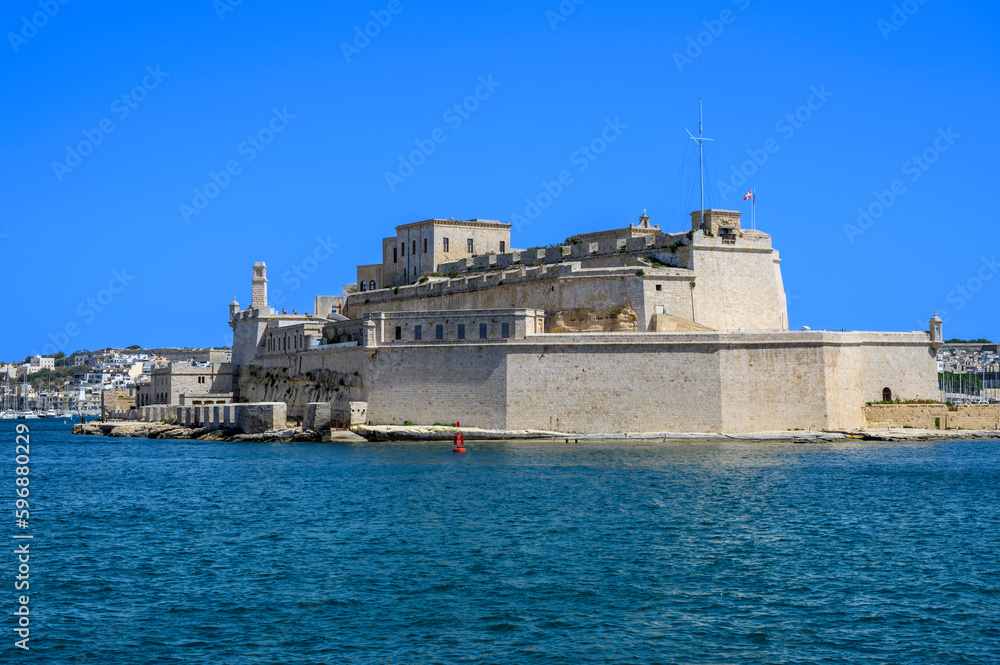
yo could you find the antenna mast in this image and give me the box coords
[686,99,713,231]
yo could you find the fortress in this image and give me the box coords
[228,209,942,433]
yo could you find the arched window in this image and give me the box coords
[360,282,367,292]
[882,387,892,402]
[369,280,376,291]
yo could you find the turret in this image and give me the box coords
[930,311,943,350]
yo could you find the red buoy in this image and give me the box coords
[453,422,466,453]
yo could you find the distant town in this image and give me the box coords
[0,346,231,419]
[937,340,999,403]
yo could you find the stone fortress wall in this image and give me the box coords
[231,325,938,432]
[863,403,1000,430]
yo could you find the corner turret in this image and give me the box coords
[930,311,943,350]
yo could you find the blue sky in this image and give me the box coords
[2,0,997,360]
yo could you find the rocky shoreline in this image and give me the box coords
[73,421,1000,444]
[72,421,366,443]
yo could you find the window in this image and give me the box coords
[369,280,376,291]
[467,239,474,253]
[424,239,428,253]
[500,241,505,253]
[413,240,417,255]
[435,324,443,340]
[394,247,397,263]
[395,326,402,340]
[360,282,367,292]
[414,325,422,341]
[501,323,510,338]
[882,387,892,401]
[443,237,449,252]
[401,243,404,257]
[655,284,662,291]
[479,323,488,339]
[457,324,465,339]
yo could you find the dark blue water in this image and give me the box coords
[3,420,999,664]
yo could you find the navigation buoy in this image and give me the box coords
[453,422,466,453]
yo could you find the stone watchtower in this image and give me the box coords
[251,262,268,309]
[230,262,275,400]
[930,311,944,350]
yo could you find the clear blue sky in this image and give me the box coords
[2,0,997,360]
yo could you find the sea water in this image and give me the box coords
[4,419,998,663]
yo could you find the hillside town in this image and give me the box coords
[937,341,999,403]
[0,347,232,420]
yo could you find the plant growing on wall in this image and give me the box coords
[635,269,645,276]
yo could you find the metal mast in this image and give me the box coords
[686,99,713,231]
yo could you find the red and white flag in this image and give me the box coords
[743,190,754,201]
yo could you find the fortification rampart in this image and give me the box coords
[237,329,936,432]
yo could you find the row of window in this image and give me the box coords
[391,238,506,263]
[394,322,511,341]
[266,333,308,352]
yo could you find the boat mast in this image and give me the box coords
[686,99,713,231]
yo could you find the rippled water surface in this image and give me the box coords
[6,420,1000,663]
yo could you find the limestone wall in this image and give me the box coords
[689,245,787,332]
[505,339,723,432]
[863,403,1000,430]
[365,345,509,428]
[235,330,936,434]
[236,346,370,419]
[139,402,287,433]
